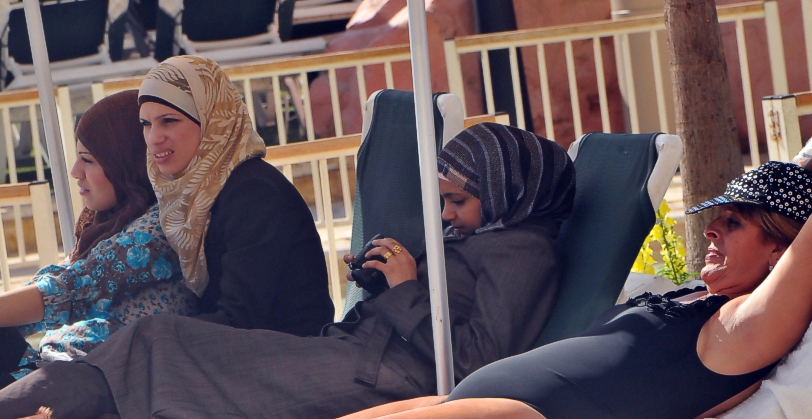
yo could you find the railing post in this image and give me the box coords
[443,39,466,117]
[0,207,9,291]
[90,82,106,103]
[508,46,526,130]
[29,180,58,266]
[802,0,812,90]
[56,85,83,218]
[762,94,802,162]
[243,78,258,132]
[317,158,343,319]
[763,0,788,95]
[2,107,16,184]
[611,0,675,135]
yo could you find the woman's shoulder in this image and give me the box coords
[469,218,560,248]
[116,205,166,241]
[214,157,307,213]
[75,205,168,266]
[217,158,295,198]
[224,157,283,186]
[454,219,560,263]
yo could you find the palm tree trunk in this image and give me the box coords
[664,0,744,275]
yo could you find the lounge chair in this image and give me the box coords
[342,89,463,318]
[534,132,683,346]
[153,0,325,64]
[1,0,157,90]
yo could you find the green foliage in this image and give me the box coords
[632,200,697,286]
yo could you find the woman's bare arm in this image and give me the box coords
[698,381,760,418]
[699,219,812,375]
[0,284,44,327]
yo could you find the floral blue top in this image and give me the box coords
[14,205,198,375]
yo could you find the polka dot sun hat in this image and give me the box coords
[685,161,812,223]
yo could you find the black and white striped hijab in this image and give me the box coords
[437,123,575,236]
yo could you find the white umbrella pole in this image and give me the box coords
[23,0,76,250]
[406,0,455,395]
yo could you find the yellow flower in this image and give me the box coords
[658,200,671,217]
[634,199,696,285]
[651,225,664,242]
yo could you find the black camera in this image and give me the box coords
[348,234,390,296]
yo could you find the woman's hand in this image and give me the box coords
[343,253,360,287]
[343,239,417,289]
[362,238,418,289]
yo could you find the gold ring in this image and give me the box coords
[392,245,402,254]
[383,251,393,260]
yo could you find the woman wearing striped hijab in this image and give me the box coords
[356,122,575,289]
[0,123,575,419]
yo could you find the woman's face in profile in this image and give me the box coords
[71,141,117,212]
[140,101,202,177]
[439,178,482,237]
[701,206,780,296]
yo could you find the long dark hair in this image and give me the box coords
[70,90,156,261]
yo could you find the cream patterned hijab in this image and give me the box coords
[139,56,266,296]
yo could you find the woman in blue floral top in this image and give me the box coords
[0,91,197,386]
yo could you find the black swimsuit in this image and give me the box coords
[446,287,777,419]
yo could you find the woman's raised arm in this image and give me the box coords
[702,218,812,375]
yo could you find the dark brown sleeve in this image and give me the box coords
[373,229,562,382]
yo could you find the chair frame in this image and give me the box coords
[0,0,158,90]
[567,132,683,214]
[161,0,325,64]
[342,89,464,317]
[532,132,683,347]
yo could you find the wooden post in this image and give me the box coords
[762,95,804,162]
[664,0,744,275]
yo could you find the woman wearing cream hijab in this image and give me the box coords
[136,55,333,333]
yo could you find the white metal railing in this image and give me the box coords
[762,91,812,161]
[0,180,59,290]
[444,0,789,167]
[0,86,77,273]
[95,44,412,232]
[804,0,812,93]
[265,134,360,316]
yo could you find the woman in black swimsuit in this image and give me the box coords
[340,161,812,419]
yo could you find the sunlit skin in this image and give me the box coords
[700,205,787,298]
[139,101,202,177]
[339,206,794,419]
[343,178,484,290]
[70,141,117,212]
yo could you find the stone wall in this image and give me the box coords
[308,0,811,151]
[716,0,811,153]
[510,0,624,148]
[309,0,482,138]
